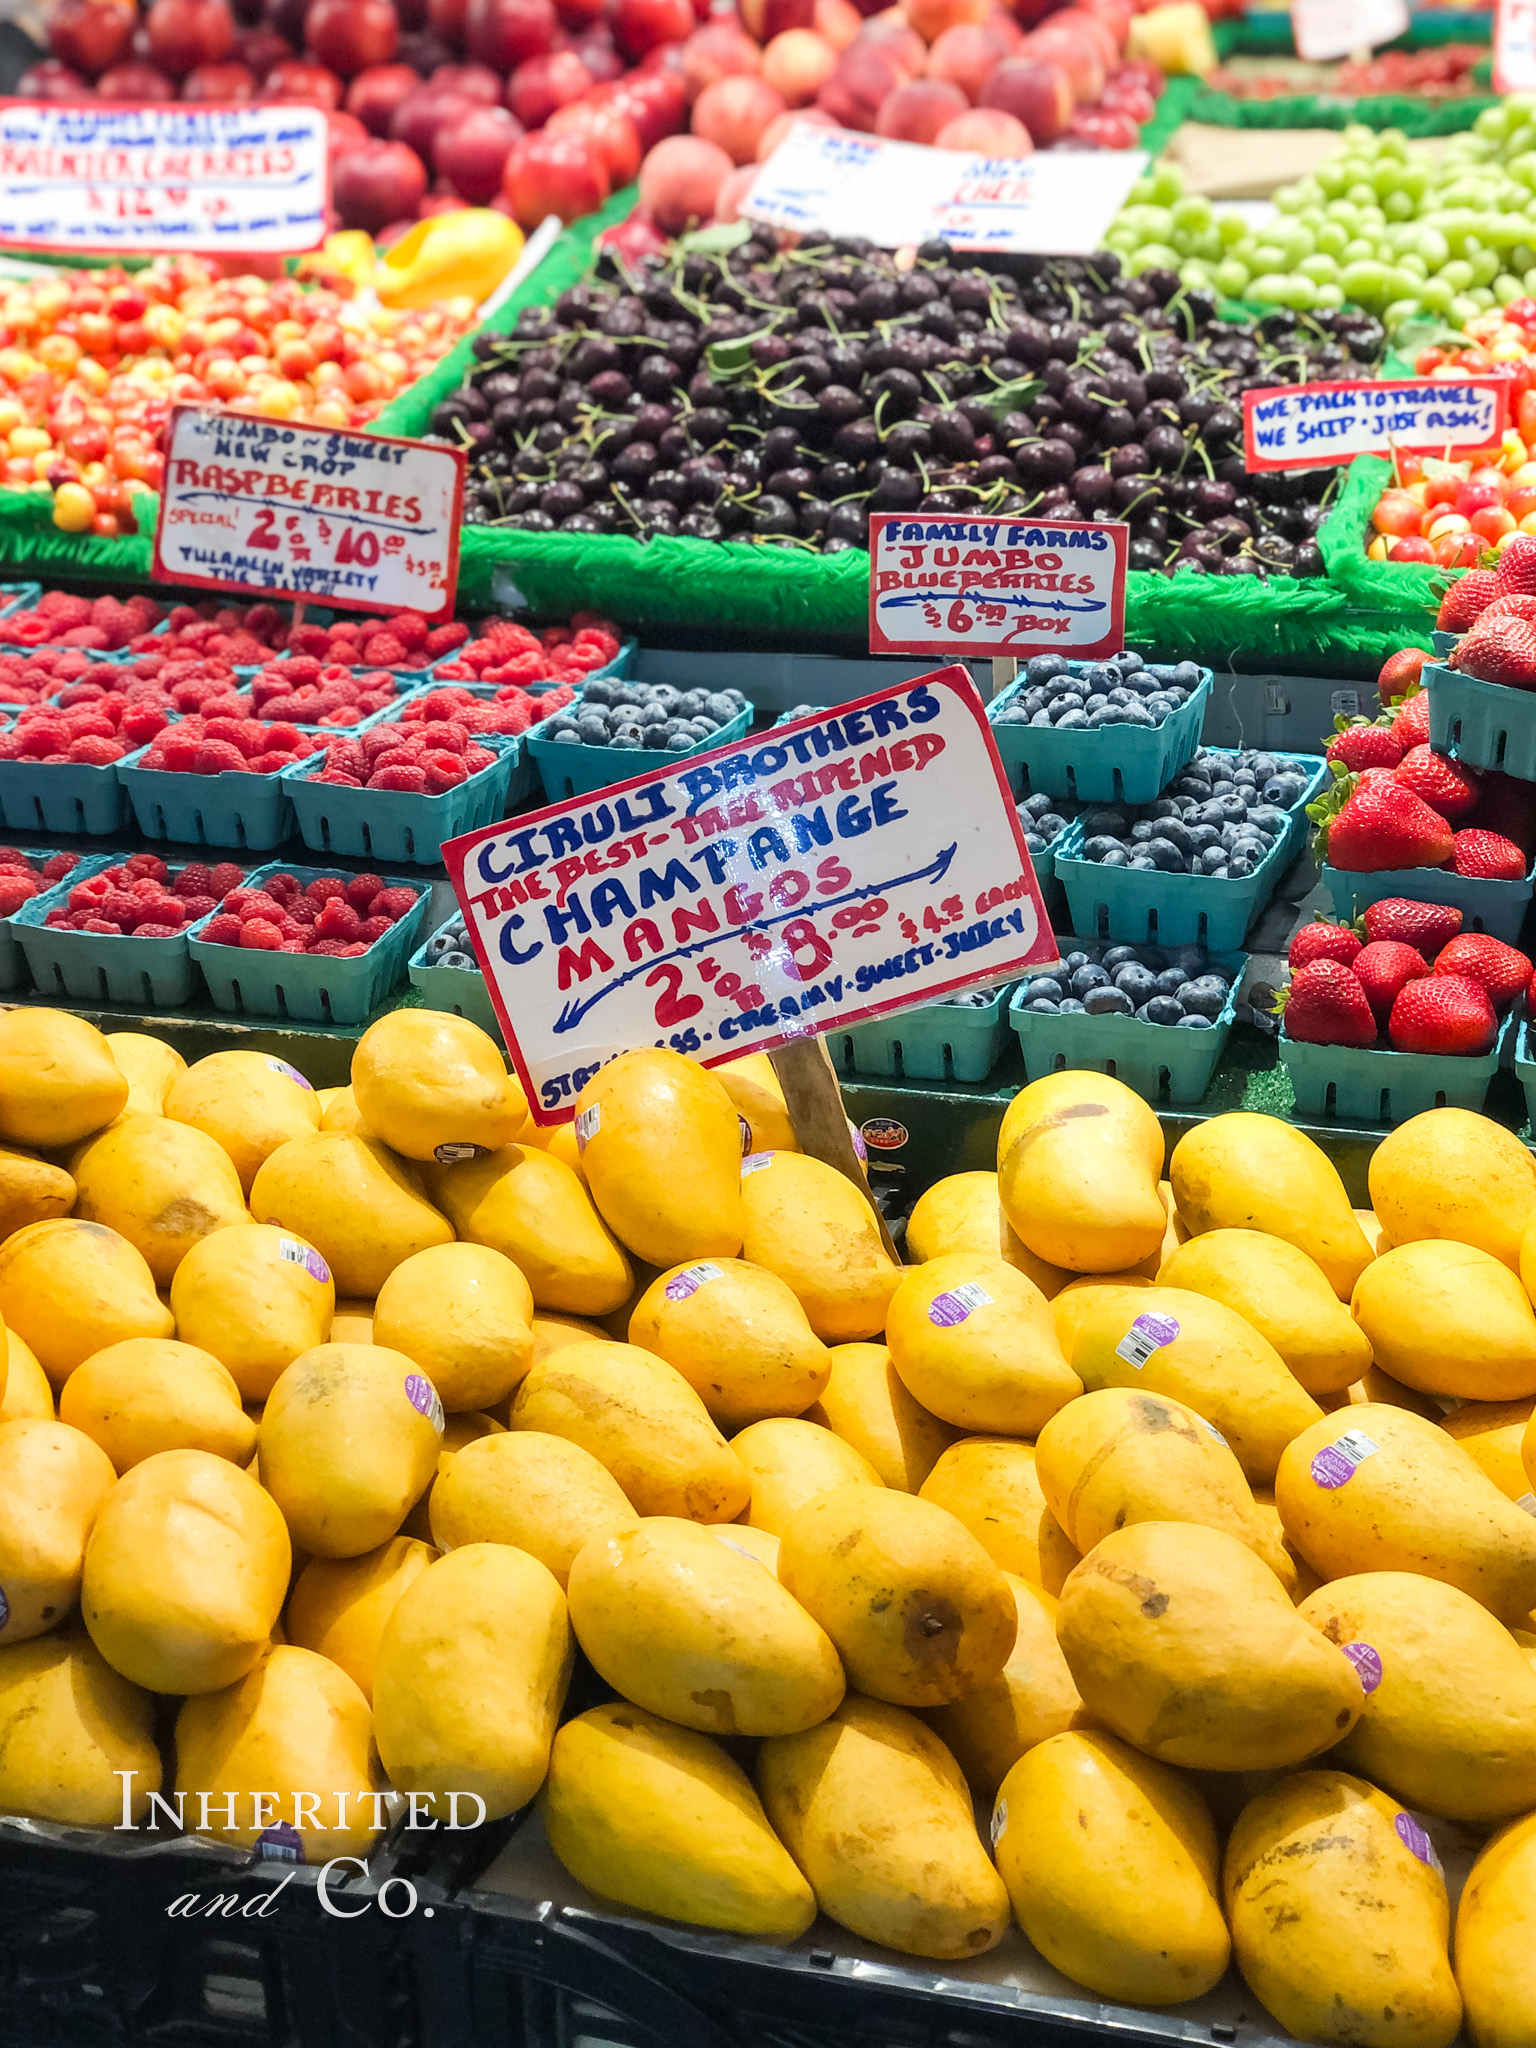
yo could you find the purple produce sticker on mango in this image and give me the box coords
[1311,1428,1380,1490]
[1394,1812,1442,1874]
[404,1373,445,1434]
[1115,1312,1180,1370]
[266,1058,312,1090]
[279,1238,331,1287]
[254,1822,304,1864]
[1341,1642,1382,1694]
[0,1585,8,1632]
[665,1262,722,1303]
[929,1281,994,1328]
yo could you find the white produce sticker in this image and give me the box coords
[279,1238,330,1286]
[741,1152,774,1177]
[575,1105,600,1151]
[990,1798,1007,1848]
[1115,1312,1180,1370]
[1518,1492,1536,1517]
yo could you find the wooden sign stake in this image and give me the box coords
[989,656,1018,701]
[768,1034,902,1264]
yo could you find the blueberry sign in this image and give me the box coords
[444,665,1055,1122]
[869,513,1128,660]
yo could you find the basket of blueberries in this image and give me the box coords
[1054,746,1317,950]
[527,677,752,801]
[827,983,1013,1085]
[988,651,1210,804]
[408,910,503,1041]
[1010,939,1244,1104]
[1017,793,1083,886]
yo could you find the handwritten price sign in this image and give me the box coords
[1291,0,1408,62]
[444,667,1054,1122]
[1242,378,1509,471]
[1497,0,1536,91]
[153,407,465,619]
[0,102,326,256]
[868,512,1127,659]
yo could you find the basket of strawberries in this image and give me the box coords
[1423,537,1536,779]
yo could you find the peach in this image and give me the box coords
[987,5,1023,51]
[980,55,1072,142]
[852,15,925,73]
[1054,5,1119,67]
[874,75,966,140]
[636,131,734,230]
[755,102,836,157]
[818,36,911,126]
[1021,19,1103,102]
[739,0,814,40]
[927,20,1008,99]
[691,70,787,161]
[680,18,761,102]
[714,161,761,221]
[905,0,989,41]
[813,0,861,47]
[761,26,837,101]
[933,104,1031,152]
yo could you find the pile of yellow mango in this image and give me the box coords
[4,1007,1536,2048]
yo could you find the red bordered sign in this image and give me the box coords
[1243,377,1510,472]
[152,406,465,620]
[867,511,1128,661]
[444,665,1056,1124]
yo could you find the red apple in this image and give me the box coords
[681,19,760,102]
[545,95,641,180]
[875,75,964,140]
[934,104,1030,151]
[739,0,813,39]
[575,25,624,78]
[614,0,692,59]
[332,135,427,227]
[235,22,292,67]
[927,20,1007,99]
[264,54,342,100]
[755,101,833,157]
[17,58,88,95]
[760,27,834,103]
[427,0,467,44]
[48,0,134,78]
[980,56,1072,141]
[326,105,369,155]
[813,0,860,46]
[346,62,419,130]
[305,0,397,76]
[182,56,256,91]
[390,85,473,163]
[637,131,730,230]
[506,48,592,124]
[1076,0,1132,44]
[557,0,606,22]
[1055,6,1119,68]
[436,100,522,197]
[691,72,784,162]
[1021,20,1103,103]
[96,57,176,94]
[502,128,609,224]
[640,38,685,74]
[147,0,235,76]
[430,58,502,98]
[464,0,555,66]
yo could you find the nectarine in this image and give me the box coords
[980,55,1071,142]
[933,104,1030,152]
[761,25,836,101]
[692,70,786,160]
[927,20,1008,99]
[875,76,965,141]
[637,130,734,228]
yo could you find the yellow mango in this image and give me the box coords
[1001,1216,1075,1297]
[1442,1398,1536,1503]
[530,1312,606,1363]
[511,1339,749,1522]
[596,1255,660,1342]
[0,1009,126,1148]
[0,1633,159,1826]
[1071,1284,1322,1486]
[328,1298,373,1344]
[319,1085,369,1135]
[429,1429,635,1587]
[806,1341,957,1491]
[169,1222,335,1403]
[0,1142,73,1238]
[715,1051,799,1155]
[81,1448,290,1692]
[739,1149,902,1343]
[285,1535,436,1704]
[1251,1485,1322,1603]
[1050,1276,1152,1363]
[435,1144,632,1316]
[886,1253,1081,1435]
[1036,1385,1297,1590]
[993,1730,1229,2005]
[174,1644,383,1862]
[1158,1229,1371,1397]
[541,1702,815,1940]
[1354,1240,1536,1400]
[729,1415,883,1534]
[1355,1204,1389,1254]
[250,1133,452,1298]
[778,1484,1014,1706]
[1327,1363,1444,1420]
[1457,1809,1536,2048]
[997,1071,1166,1275]
[105,1032,185,1117]
[567,1516,844,1735]
[60,1339,254,1472]
[1371,1108,1536,1272]
[1056,1521,1363,1770]
[1224,1771,1460,2048]
[1278,1404,1536,1625]
[0,1417,116,1639]
[758,1695,1009,1960]
[1170,1113,1374,1300]
[627,1256,830,1429]
[1301,1572,1536,1826]
[925,1574,1082,1799]
[372,1242,533,1413]
[258,1343,442,1558]
[351,1009,526,1162]
[918,1437,1080,1592]
[0,1219,173,1390]
[165,1051,320,1194]
[906,1171,1003,1263]
[401,1407,503,1539]
[70,1114,247,1286]
[575,1050,743,1266]
[372,1543,572,1822]
[0,1330,51,1422]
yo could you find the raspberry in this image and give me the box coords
[194,740,249,775]
[240,919,285,950]
[123,706,170,747]
[345,873,385,913]
[158,734,202,773]
[416,720,469,754]
[200,914,244,946]
[267,872,301,899]
[424,753,469,793]
[209,862,246,895]
[317,771,363,786]
[390,612,430,651]
[174,863,215,898]
[316,899,362,941]
[355,915,393,945]
[465,744,495,771]
[83,917,122,934]
[178,894,217,919]
[306,939,349,955]
[124,853,169,881]
[426,621,470,657]
[370,886,419,922]
[251,751,296,774]
[99,891,143,928]
[361,632,409,667]
[305,876,348,905]
[132,922,181,939]
[69,736,124,765]
[18,716,67,756]
[237,891,287,924]
[63,711,117,741]
[0,875,38,913]
[286,897,317,925]
[287,624,331,658]
[204,716,256,754]
[370,764,428,792]
[262,723,304,754]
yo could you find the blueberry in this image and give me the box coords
[1115,963,1158,1005]
[1071,964,1110,997]
[1102,944,1140,970]
[1058,998,1087,1013]
[1085,985,1133,1016]
[705,692,739,723]
[1147,994,1185,1025]
[1187,824,1221,854]
[1084,694,1109,715]
[1247,804,1289,837]
[441,950,476,969]
[1171,944,1207,974]
[1025,654,1070,685]
[1022,792,1054,819]
[1084,808,1129,838]
[1020,688,1047,715]
[1024,832,1044,853]
[1146,837,1188,873]
[1025,997,1060,1014]
[1155,967,1189,996]
[1130,820,1156,844]
[1158,821,1195,858]
[1121,704,1156,728]
[1128,854,1157,870]
[1101,847,1130,867]
[1177,977,1229,1019]
[1177,1013,1214,1030]
[1038,813,1068,842]
[1056,709,1089,730]
[1030,708,1054,727]
[1263,774,1305,805]
[1029,977,1065,1003]
[1172,661,1204,688]
[1064,951,1091,970]
[1228,849,1254,879]
[551,729,582,746]
[1199,851,1228,875]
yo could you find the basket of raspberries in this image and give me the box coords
[395,682,577,739]
[119,717,326,850]
[0,590,163,653]
[17,854,244,1007]
[247,660,400,729]
[0,646,128,707]
[0,846,80,988]
[288,709,521,867]
[431,614,624,688]
[188,866,428,1025]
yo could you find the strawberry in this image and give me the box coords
[1352,939,1429,1023]
[1493,531,1536,600]
[1452,828,1527,879]
[1327,721,1404,772]
[1455,613,1536,690]
[1287,919,1363,972]
[1376,648,1426,709]
[1437,567,1497,631]
[1434,932,1533,1009]
[1314,773,1456,873]
[1388,973,1499,1056]
[1362,898,1464,951]
[1280,960,1378,1047]
[1390,691,1432,749]
[1393,744,1479,819]
[1480,593,1536,626]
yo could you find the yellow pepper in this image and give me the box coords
[375,210,524,311]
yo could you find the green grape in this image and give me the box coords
[1341,259,1390,303]
[1471,248,1502,285]
[1469,286,1497,308]
[1342,238,1378,262]
[1179,260,1213,289]
[1382,190,1415,223]
[1398,253,1429,281]
[1383,297,1423,332]
[1412,227,1450,269]
[1213,258,1250,298]
[1450,292,1482,323]
[1127,242,1182,275]
[1316,164,1347,198]
[1272,182,1303,212]
[1325,199,1360,226]
[1312,283,1345,310]
[1375,128,1408,159]
[1249,243,1289,272]
[1441,259,1475,291]
[1345,181,1378,208]
[1171,195,1213,235]
[1316,223,1349,258]
[1419,278,1455,314]
[1298,254,1339,283]
[1148,165,1182,206]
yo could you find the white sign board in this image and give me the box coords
[0,101,327,255]
[1496,0,1536,91]
[1292,0,1409,61]
[445,667,1056,1123]
[153,407,465,619]
[1243,378,1509,471]
[742,124,1147,255]
[869,512,1128,658]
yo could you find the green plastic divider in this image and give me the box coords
[1135,72,1206,156]
[1318,450,1441,635]
[1185,86,1496,135]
